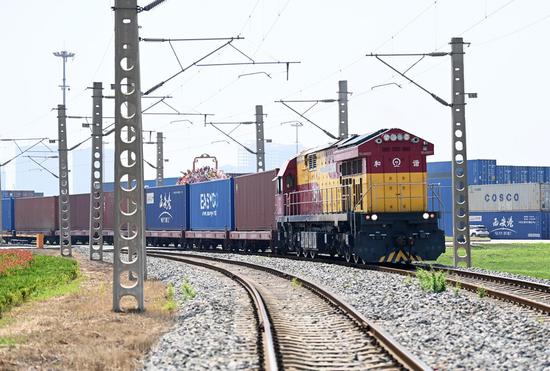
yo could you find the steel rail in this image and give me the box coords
[148,252,278,371]
[148,250,431,371]
[146,247,550,316]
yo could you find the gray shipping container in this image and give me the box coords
[469,183,550,212]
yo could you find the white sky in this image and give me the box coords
[1,0,549,183]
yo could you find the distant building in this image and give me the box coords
[14,143,58,196]
[70,147,114,194]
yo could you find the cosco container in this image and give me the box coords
[145,185,189,231]
[189,178,234,231]
[469,183,550,212]
[469,211,549,239]
[528,167,545,183]
[235,170,278,231]
[2,198,15,232]
[15,196,59,232]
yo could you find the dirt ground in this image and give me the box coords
[0,249,174,370]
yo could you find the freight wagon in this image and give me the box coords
[2,128,445,263]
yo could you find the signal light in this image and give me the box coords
[422,212,430,220]
[371,214,379,221]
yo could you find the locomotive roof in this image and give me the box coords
[336,128,389,148]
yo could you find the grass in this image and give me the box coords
[0,255,79,316]
[180,278,196,302]
[416,268,447,293]
[163,283,177,312]
[434,243,550,280]
[477,286,487,298]
[0,335,25,347]
[291,277,301,288]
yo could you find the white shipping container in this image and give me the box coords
[469,183,549,212]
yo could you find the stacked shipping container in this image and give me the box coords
[428,159,550,239]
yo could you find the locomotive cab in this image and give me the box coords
[276,128,445,263]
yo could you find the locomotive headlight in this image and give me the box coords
[371,214,379,221]
[390,134,397,141]
[397,133,403,141]
[403,133,410,141]
[430,213,435,219]
[383,134,390,141]
[422,212,430,220]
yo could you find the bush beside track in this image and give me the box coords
[0,252,79,316]
[435,243,550,279]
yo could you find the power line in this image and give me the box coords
[474,11,550,47]
[457,0,517,38]
[374,1,439,52]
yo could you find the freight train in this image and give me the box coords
[1,128,445,263]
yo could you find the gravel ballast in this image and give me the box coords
[185,251,550,370]
[73,247,259,370]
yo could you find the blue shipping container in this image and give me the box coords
[145,185,188,231]
[189,178,234,231]
[2,198,15,231]
[103,177,180,192]
[428,159,496,185]
[496,165,512,184]
[469,211,549,239]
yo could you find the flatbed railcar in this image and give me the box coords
[1,128,444,263]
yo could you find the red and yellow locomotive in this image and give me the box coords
[275,128,445,263]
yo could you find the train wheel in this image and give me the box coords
[352,254,359,264]
[308,250,317,259]
[344,248,351,263]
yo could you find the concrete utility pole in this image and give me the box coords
[89,82,104,261]
[113,0,147,312]
[368,36,473,267]
[53,51,75,108]
[255,105,265,172]
[450,37,472,267]
[57,105,72,256]
[156,132,164,186]
[337,80,349,139]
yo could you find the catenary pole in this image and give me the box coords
[450,37,472,267]
[156,132,164,186]
[255,105,265,172]
[337,80,349,139]
[113,0,146,312]
[89,82,105,261]
[57,105,72,256]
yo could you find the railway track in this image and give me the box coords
[146,247,550,317]
[147,250,430,371]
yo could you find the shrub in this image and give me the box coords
[477,286,486,298]
[180,278,196,302]
[416,268,446,293]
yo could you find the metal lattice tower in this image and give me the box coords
[113,0,146,312]
[90,82,104,261]
[255,105,265,172]
[57,105,72,256]
[338,80,349,139]
[450,37,471,267]
[156,131,164,186]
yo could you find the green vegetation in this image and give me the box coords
[416,268,447,293]
[477,286,487,299]
[163,283,177,312]
[0,335,25,346]
[0,255,79,316]
[291,277,301,288]
[180,278,196,302]
[435,243,550,280]
[404,275,413,286]
[453,281,462,296]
